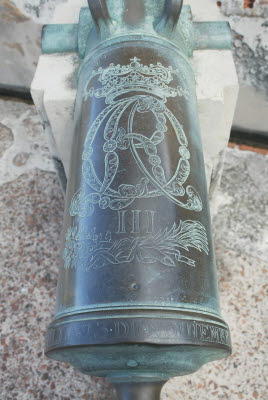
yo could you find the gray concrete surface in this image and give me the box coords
[0,99,267,399]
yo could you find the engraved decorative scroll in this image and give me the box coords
[70,57,202,217]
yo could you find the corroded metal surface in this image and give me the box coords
[42,4,231,58]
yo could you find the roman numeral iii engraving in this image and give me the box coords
[117,210,155,234]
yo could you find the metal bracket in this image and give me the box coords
[42,5,231,59]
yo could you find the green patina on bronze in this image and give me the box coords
[42,2,232,399]
[42,4,231,58]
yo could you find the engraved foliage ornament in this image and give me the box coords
[63,220,209,270]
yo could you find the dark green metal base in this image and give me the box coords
[46,309,231,385]
[47,343,230,383]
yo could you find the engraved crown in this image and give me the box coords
[83,57,187,102]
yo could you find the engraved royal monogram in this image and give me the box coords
[64,57,209,271]
[70,57,202,216]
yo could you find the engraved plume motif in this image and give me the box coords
[63,220,209,271]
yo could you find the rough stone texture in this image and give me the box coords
[231,21,268,96]
[0,122,14,158]
[11,0,65,23]
[218,0,268,134]
[0,99,55,186]
[212,148,268,261]
[229,17,268,133]
[17,0,268,22]
[0,0,42,88]
[0,98,267,400]
[219,0,268,17]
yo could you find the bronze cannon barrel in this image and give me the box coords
[43,1,232,398]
